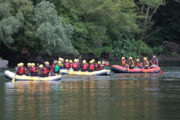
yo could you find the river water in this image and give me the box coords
[0,62,180,120]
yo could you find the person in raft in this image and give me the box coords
[69,60,73,69]
[65,59,70,69]
[150,55,159,68]
[73,59,79,71]
[98,61,104,70]
[89,60,95,72]
[121,57,127,67]
[136,59,142,68]
[54,62,60,74]
[16,63,26,75]
[44,61,51,76]
[26,63,32,76]
[81,60,89,71]
[39,64,48,77]
[143,57,150,69]
[128,57,135,69]
[31,63,38,76]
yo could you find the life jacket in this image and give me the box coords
[122,60,126,66]
[137,62,142,67]
[83,63,88,70]
[105,61,109,66]
[65,63,70,69]
[28,67,31,73]
[70,63,73,68]
[45,65,51,73]
[73,63,78,68]
[129,60,135,67]
[144,61,149,67]
[40,68,47,74]
[54,65,60,72]
[89,64,94,70]
[152,59,158,65]
[51,64,55,72]
[98,64,103,70]
[31,66,36,73]
[19,67,26,74]
[94,63,98,68]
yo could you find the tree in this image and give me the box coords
[34,1,78,55]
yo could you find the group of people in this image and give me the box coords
[16,58,110,77]
[121,55,158,69]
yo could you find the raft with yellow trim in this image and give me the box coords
[111,65,160,73]
[60,69,111,76]
[4,70,61,81]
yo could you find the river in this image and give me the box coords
[0,61,180,120]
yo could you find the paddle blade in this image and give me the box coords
[12,77,15,83]
[160,70,164,74]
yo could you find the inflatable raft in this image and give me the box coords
[111,65,160,73]
[60,69,111,76]
[4,70,61,81]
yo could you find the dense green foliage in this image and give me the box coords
[0,0,179,61]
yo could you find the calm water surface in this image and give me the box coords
[0,62,180,120]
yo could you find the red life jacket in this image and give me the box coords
[83,63,88,70]
[51,64,55,72]
[19,67,26,74]
[65,63,70,69]
[32,66,36,72]
[28,67,31,73]
[105,61,109,66]
[46,67,50,73]
[153,60,157,65]
[89,64,94,70]
[98,64,103,70]
[137,62,142,67]
[73,63,78,68]
[70,63,73,68]
[40,68,47,74]
[95,63,98,68]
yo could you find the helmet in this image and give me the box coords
[129,57,132,60]
[83,60,86,64]
[65,59,69,62]
[136,59,140,62]
[98,61,101,64]
[153,55,156,58]
[17,63,21,67]
[59,57,62,61]
[92,59,95,62]
[61,58,64,62]
[144,57,147,60]
[122,57,125,59]
[89,60,93,64]
[20,63,24,66]
[74,59,76,62]
[27,63,31,66]
[69,60,73,63]
[45,61,49,65]
[39,64,43,68]
[32,63,35,66]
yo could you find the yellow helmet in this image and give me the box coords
[74,59,76,62]
[39,64,43,68]
[65,59,69,62]
[17,63,21,67]
[32,63,35,66]
[69,60,73,63]
[59,57,62,61]
[136,59,140,62]
[90,60,93,64]
[92,59,95,62]
[83,60,86,64]
[20,63,24,66]
[27,63,31,66]
[122,57,125,59]
[144,57,147,60]
[98,61,101,64]
[44,61,49,65]
[129,57,132,60]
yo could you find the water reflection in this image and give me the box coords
[3,73,162,120]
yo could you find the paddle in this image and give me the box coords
[12,68,17,83]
